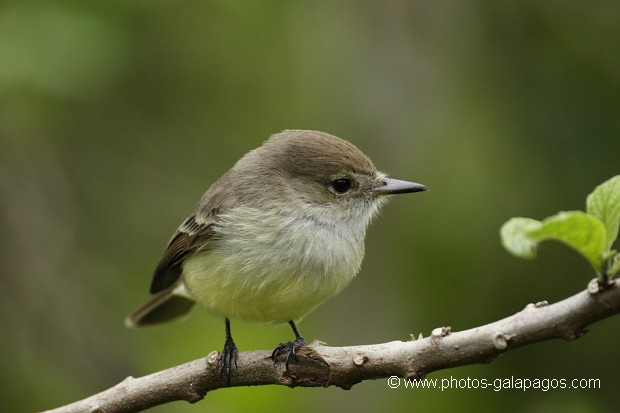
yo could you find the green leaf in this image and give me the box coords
[610,253,620,277]
[527,211,607,272]
[586,175,620,251]
[500,217,543,259]
[501,212,607,272]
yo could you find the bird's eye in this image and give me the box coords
[331,178,353,194]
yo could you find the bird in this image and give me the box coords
[126,129,427,383]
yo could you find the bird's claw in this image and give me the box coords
[220,339,238,385]
[270,336,306,370]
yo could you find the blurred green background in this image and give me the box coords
[1,1,619,412]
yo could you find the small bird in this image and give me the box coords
[126,130,427,382]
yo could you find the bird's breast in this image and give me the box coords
[182,206,368,323]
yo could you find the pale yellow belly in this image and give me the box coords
[182,249,357,323]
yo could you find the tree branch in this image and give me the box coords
[43,279,620,413]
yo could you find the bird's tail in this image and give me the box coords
[125,281,196,327]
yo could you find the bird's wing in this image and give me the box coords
[149,214,216,294]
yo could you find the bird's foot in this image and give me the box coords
[220,337,238,385]
[270,336,306,370]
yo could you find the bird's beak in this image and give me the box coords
[372,178,428,195]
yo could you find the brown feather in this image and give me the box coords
[149,215,215,293]
[125,280,196,327]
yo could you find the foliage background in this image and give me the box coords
[1,1,619,412]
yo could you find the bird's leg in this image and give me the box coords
[270,320,307,369]
[220,317,238,385]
